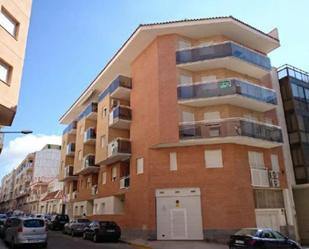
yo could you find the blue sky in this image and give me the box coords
[1,0,309,177]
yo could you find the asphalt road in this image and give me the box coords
[0,231,135,249]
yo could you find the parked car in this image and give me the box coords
[0,214,7,239]
[3,217,47,248]
[82,221,121,242]
[229,228,301,249]
[63,218,90,236]
[48,214,69,230]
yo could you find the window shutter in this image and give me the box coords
[137,158,144,174]
[205,150,223,168]
[169,152,177,171]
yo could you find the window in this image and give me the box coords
[102,107,107,117]
[137,158,144,174]
[248,151,265,169]
[204,111,220,121]
[271,154,280,172]
[0,60,11,84]
[98,171,105,185]
[201,75,216,83]
[265,118,273,125]
[182,111,194,122]
[204,150,223,168]
[100,135,106,148]
[78,150,82,161]
[0,8,18,37]
[178,40,191,50]
[87,177,92,188]
[169,152,177,171]
[243,113,258,121]
[179,74,192,85]
[111,166,117,181]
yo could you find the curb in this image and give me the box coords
[120,240,154,249]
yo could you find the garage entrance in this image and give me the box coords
[255,209,286,231]
[156,187,203,240]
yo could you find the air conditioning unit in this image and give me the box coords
[268,170,280,187]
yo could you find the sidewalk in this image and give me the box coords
[127,239,228,249]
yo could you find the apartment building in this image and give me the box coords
[278,65,309,244]
[59,16,296,241]
[0,170,15,211]
[13,152,34,212]
[0,0,32,129]
[0,144,61,213]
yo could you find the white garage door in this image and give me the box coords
[156,188,203,240]
[255,209,286,231]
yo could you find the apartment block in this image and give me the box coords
[59,17,296,241]
[278,65,309,244]
[0,144,61,213]
[0,170,15,211]
[0,0,32,127]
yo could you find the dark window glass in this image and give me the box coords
[235,229,258,237]
[23,219,44,228]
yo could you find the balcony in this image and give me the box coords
[120,176,130,189]
[109,105,132,129]
[79,155,99,175]
[84,128,96,144]
[64,165,78,181]
[99,138,131,165]
[77,102,98,121]
[66,143,75,156]
[99,75,132,102]
[176,42,271,78]
[63,121,77,135]
[178,79,277,112]
[179,118,283,148]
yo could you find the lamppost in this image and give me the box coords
[0,130,33,152]
[0,130,33,134]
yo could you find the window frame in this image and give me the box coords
[0,58,12,85]
[0,7,19,39]
[136,157,144,175]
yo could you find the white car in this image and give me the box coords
[4,217,48,248]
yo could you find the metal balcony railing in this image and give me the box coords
[176,41,271,70]
[107,138,131,158]
[178,79,277,105]
[63,121,77,135]
[66,143,75,155]
[179,118,283,143]
[84,128,96,143]
[77,103,98,121]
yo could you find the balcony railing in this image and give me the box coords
[108,138,131,157]
[63,121,77,135]
[99,75,132,102]
[120,176,130,189]
[178,79,277,105]
[84,128,96,144]
[179,118,283,144]
[66,143,75,156]
[79,155,99,175]
[64,165,74,178]
[109,105,132,129]
[77,102,98,121]
[176,42,271,70]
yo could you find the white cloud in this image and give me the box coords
[0,134,61,178]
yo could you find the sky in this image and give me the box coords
[0,0,309,178]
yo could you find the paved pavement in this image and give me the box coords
[0,231,135,249]
[128,239,228,249]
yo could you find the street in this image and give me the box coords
[0,231,135,249]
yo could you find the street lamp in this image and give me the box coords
[0,130,33,134]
